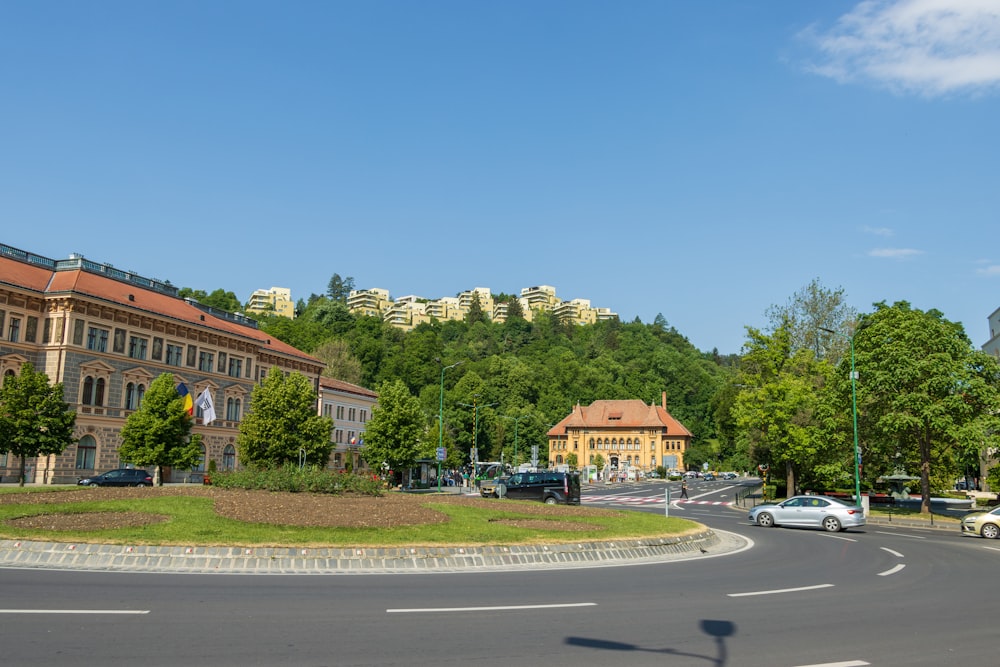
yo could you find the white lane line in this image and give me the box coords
[820,534,857,542]
[794,661,869,667]
[983,546,1000,552]
[387,602,597,614]
[880,547,905,557]
[727,584,833,598]
[877,564,906,577]
[873,530,926,539]
[0,609,150,615]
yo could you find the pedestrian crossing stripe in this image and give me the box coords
[581,496,733,506]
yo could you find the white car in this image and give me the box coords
[748,495,866,532]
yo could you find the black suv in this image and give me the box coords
[493,471,581,505]
[78,469,153,487]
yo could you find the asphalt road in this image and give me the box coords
[0,479,994,667]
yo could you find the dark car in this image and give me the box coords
[493,471,581,505]
[78,468,153,487]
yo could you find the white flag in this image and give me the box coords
[195,388,217,425]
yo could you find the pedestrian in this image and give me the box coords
[680,478,689,499]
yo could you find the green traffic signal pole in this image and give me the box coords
[821,327,862,506]
[437,360,464,492]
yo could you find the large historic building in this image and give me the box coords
[547,394,693,476]
[0,244,325,484]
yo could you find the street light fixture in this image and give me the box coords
[458,395,498,492]
[437,360,464,492]
[820,327,862,506]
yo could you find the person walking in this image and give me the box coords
[680,478,689,499]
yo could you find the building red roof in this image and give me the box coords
[548,399,693,437]
[319,376,378,398]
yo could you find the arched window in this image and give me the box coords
[2,368,15,385]
[222,445,236,471]
[82,376,94,405]
[226,397,242,421]
[125,382,140,410]
[75,435,97,469]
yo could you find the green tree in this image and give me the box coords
[0,363,77,486]
[733,324,835,494]
[847,302,1000,513]
[326,273,356,303]
[361,379,428,483]
[314,339,364,384]
[464,292,490,326]
[119,373,203,485]
[236,368,334,467]
[767,278,857,363]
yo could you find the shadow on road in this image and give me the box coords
[566,618,736,666]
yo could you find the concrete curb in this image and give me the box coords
[0,529,743,575]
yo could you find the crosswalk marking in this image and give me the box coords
[582,495,733,506]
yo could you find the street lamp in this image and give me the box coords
[437,360,464,492]
[820,327,861,506]
[458,395,498,493]
[501,414,529,470]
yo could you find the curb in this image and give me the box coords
[0,529,741,575]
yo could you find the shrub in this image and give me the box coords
[211,464,383,496]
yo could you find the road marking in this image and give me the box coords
[820,534,857,542]
[0,609,150,615]
[794,661,869,667]
[877,564,906,576]
[880,547,905,557]
[387,602,597,613]
[727,584,833,598]
[872,530,926,539]
[983,546,1000,552]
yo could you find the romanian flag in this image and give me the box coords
[177,383,194,416]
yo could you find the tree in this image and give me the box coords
[0,363,77,486]
[314,339,364,384]
[464,292,490,326]
[327,273,355,303]
[119,373,203,485]
[361,379,428,484]
[847,302,1000,513]
[236,368,334,467]
[766,278,857,363]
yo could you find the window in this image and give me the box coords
[0,310,4,338]
[217,352,227,374]
[348,407,356,421]
[186,345,197,367]
[43,318,51,343]
[152,337,163,361]
[125,382,145,410]
[25,316,38,343]
[9,317,22,343]
[72,319,84,345]
[225,397,242,421]
[222,445,236,470]
[335,429,343,443]
[128,336,148,360]
[87,327,108,352]
[228,357,242,378]
[76,435,97,469]
[194,444,206,472]
[166,344,184,366]
[360,410,367,422]
[81,376,106,406]
[336,405,345,420]
[198,351,214,372]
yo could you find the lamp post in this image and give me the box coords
[820,327,861,506]
[502,414,528,471]
[437,360,464,492]
[459,395,498,493]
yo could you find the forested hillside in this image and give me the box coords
[250,296,733,470]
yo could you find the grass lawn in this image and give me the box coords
[0,486,703,548]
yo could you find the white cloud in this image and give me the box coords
[802,0,1000,96]
[868,247,924,258]
[861,225,894,236]
[976,264,1000,276]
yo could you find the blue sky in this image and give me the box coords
[3,0,999,355]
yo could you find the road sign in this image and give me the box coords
[436,447,445,461]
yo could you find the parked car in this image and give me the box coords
[702,473,716,481]
[748,495,866,532]
[961,506,1000,539]
[78,468,153,487]
[721,472,738,481]
[491,471,581,505]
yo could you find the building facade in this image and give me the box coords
[318,377,378,473]
[0,244,323,484]
[246,286,294,318]
[984,305,1000,360]
[547,395,693,476]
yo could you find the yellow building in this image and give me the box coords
[547,394,692,475]
[246,286,294,318]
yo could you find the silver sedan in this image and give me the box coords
[748,495,866,532]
